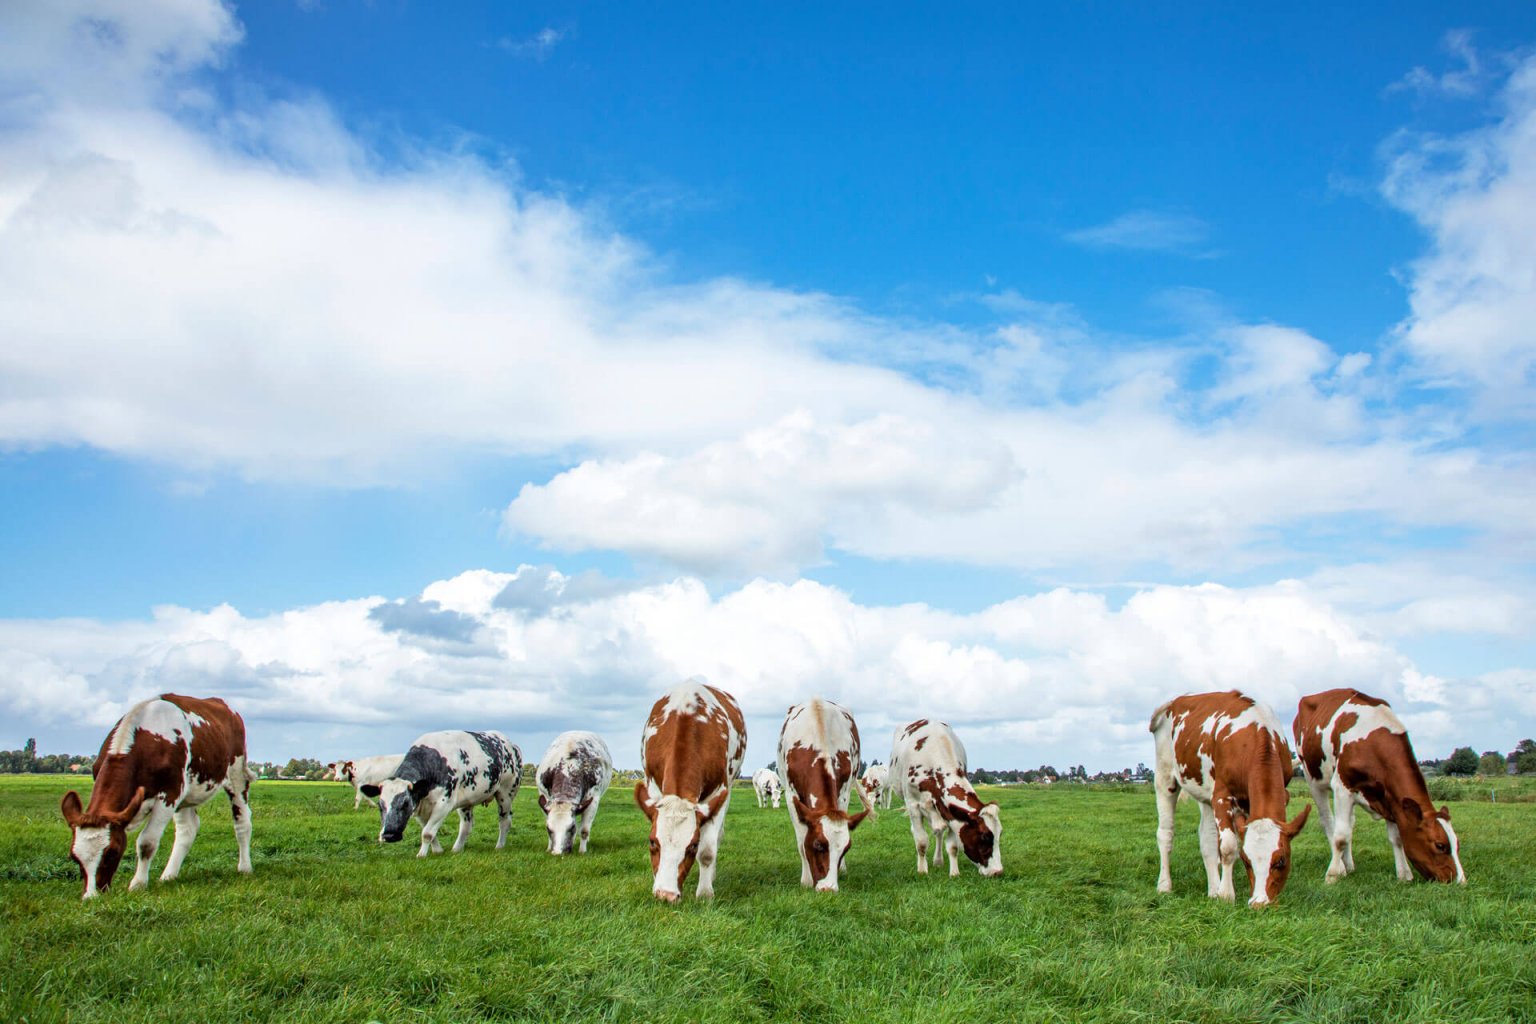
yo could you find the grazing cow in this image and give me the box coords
[536,731,613,855]
[1151,690,1311,906]
[779,698,871,891]
[1294,688,1464,884]
[331,754,405,809]
[890,719,1003,877]
[752,767,782,809]
[859,763,892,810]
[635,680,746,903]
[359,731,521,857]
[60,694,253,900]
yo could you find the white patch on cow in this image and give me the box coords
[72,826,112,898]
[1441,817,1466,884]
[652,795,701,898]
[1336,701,1407,749]
[184,712,207,728]
[1243,818,1283,905]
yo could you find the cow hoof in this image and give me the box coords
[1156,880,1172,893]
[1325,871,1344,884]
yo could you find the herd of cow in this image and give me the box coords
[57,680,1465,908]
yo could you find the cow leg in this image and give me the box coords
[1326,776,1356,883]
[1195,801,1221,898]
[1384,820,1413,882]
[129,802,175,891]
[945,824,962,877]
[452,808,474,853]
[1155,780,1178,893]
[158,805,202,882]
[354,786,364,811]
[695,798,729,900]
[418,801,453,858]
[1304,772,1335,841]
[907,807,930,874]
[495,789,514,850]
[228,781,254,874]
[578,795,599,854]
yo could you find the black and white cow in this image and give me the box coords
[536,731,612,855]
[360,730,522,857]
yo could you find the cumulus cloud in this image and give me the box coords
[1384,50,1536,414]
[3,566,1517,768]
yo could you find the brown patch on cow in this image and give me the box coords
[902,719,929,737]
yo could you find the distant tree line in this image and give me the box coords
[1422,739,1536,777]
[0,738,94,774]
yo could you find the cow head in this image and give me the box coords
[539,794,592,855]
[955,801,1004,877]
[1397,798,1465,883]
[60,788,146,899]
[792,797,868,891]
[635,782,728,902]
[361,777,432,843]
[1236,803,1311,905]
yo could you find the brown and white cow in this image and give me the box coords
[1151,690,1310,906]
[859,762,892,810]
[890,719,1003,877]
[778,698,871,892]
[1294,688,1464,884]
[634,680,747,903]
[60,694,253,899]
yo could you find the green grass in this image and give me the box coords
[2,775,1533,1023]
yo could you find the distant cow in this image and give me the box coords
[331,754,405,809]
[60,694,253,899]
[890,719,1003,877]
[536,731,613,855]
[635,680,747,903]
[779,698,870,891]
[1151,690,1311,906]
[752,767,782,809]
[859,763,892,810]
[1294,688,1464,884]
[360,731,521,857]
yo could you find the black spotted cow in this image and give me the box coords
[361,730,521,857]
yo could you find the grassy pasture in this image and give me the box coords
[2,774,1533,1024]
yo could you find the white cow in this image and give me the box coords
[536,731,613,855]
[752,767,782,808]
[890,719,1003,877]
[332,754,405,810]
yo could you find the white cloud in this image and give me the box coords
[1384,51,1536,413]
[1,566,1517,769]
[492,26,568,61]
[1064,210,1213,255]
[1388,30,1486,98]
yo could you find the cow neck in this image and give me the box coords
[656,716,724,804]
[1242,734,1292,822]
[1358,734,1435,821]
[86,753,144,817]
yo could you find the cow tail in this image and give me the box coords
[1148,701,1174,734]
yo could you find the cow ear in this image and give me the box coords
[634,781,657,821]
[847,809,870,831]
[699,786,730,823]
[537,794,549,814]
[359,783,381,798]
[791,796,816,821]
[107,787,146,828]
[1285,803,1312,837]
[576,795,593,814]
[60,791,84,828]
[1437,805,1452,821]
[1232,807,1249,838]
[1400,797,1425,824]
[409,779,433,802]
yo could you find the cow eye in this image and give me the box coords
[648,838,659,853]
[1273,857,1287,870]
[811,839,828,853]
[1435,842,1450,854]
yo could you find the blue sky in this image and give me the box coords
[2,1,1535,768]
